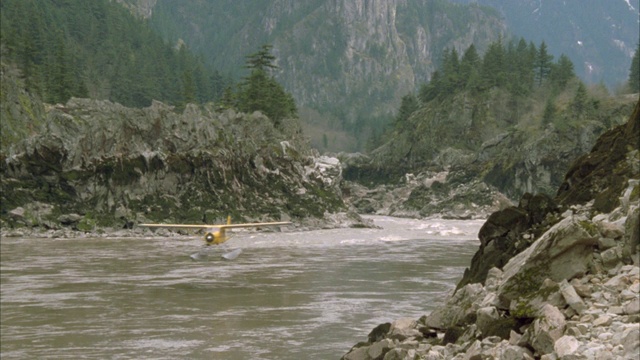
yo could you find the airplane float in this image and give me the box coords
[139,216,292,260]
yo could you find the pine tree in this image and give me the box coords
[47,30,74,104]
[181,69,197,106]
[219,86,238,109]
[481,40,506,88]
[629,42,640,93]
[460,44,480,91]
[394,93,419,131]
[572,82,589,118]
[418,70,441,103]
[535,41,554,86]
[441,48,460,94]
[510,38,534,95]
[245,44,277,72]
[542,98,556,126]
[549,54,575,89]
[237,44,297,126]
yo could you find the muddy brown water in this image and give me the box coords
[0,216,484,359]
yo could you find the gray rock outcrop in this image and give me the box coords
[342,201,640,360]
[342,167,513,220]
[342,100,640,360]
[0,95,367,231]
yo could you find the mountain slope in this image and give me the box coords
[143,0,507,151]
[451,0,640,88]
[0,0,227,109]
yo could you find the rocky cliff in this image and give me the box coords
[447,98,639,292]
[142,0,506,150]
[341,87,637,217]
[272,0,504,119]
[0,64,366,232]
[342,100,639,359]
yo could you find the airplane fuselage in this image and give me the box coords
[204,228,228,245]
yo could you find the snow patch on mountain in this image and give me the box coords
[624,0,636,11]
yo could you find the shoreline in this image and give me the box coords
[0,213,489,240]
[342,198,640,360]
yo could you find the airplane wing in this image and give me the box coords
[218,221,292,229]
[138,221,291,229]
[138,224,214,229]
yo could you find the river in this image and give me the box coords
[0,216,484,359]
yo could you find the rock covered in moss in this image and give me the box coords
[342,201,639,360]
[342,169,513,220]
[342,102,640,359]
[0,97,359,230]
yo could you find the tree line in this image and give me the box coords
[375,37,640,156]
[374,38,575,152]
[0,0,227,109]
[0,0,299,127]
[417,38,576,104]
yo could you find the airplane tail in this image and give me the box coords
[227,215,231,225]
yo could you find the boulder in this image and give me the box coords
[381,348,407,360]
[593,315,612,327]
[476,306,517,339]
[476,307,500,336]
[601,246,623,268]
[527,304,566,355]
[425,283,486,330]
[559,279,587,315]
[620,324,640,359]
[624,298,640,315]
[595,220,625,239]
[457,207,529,288]
[457,194,560,290]
[368,323,391,343]
[498,215,597,304]
[554,335,580,358]
[478,207,530,247]
[58,213,83,225]
[388,318,421,340]
[623,206,640,265]
[597,237,617,250]
[367,339,393,359]
[305,155,342,188]
[343,345,370,360]
[484,267,503,292]
[483,341,534,360]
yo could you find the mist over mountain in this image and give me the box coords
[6,0,637,155]
[140,0,507,151]
[450,0,640,88]
[117,0,638,151]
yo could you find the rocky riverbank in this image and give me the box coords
[1,62,382,231]
[340,165,513,220]
[342,100,640,360]
[1,65,381,231]
[0,209,375,240]
[343,196,639,360]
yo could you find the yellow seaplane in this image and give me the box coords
[139,217,291,260]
